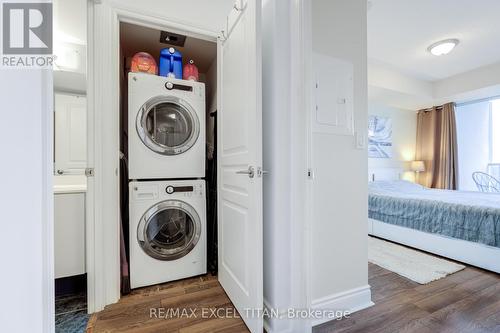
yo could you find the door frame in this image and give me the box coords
[289,0,313,332]
[86,0,218,312]
[87,2,313,329]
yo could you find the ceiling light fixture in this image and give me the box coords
[427,39,459,56]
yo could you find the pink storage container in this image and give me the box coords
[183,60,199,81]
[130,52,157,75]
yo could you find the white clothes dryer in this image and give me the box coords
[128,73,206,179]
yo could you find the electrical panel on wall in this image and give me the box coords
[313,52,354,136]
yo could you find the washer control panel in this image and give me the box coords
[131,183,159,200]
[131,181,205,201]
[165,185,193,194]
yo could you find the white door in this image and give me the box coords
[217,0,263,332]
[54,93,87,174]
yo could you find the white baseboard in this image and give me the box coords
[263,299,293,333]
[311,285,373,327]
[263,321,293,333]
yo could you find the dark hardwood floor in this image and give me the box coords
[314,263,500,333]
[87,263,500,333]
[86,274,249,333]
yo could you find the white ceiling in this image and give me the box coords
[368,0,500,81]
[120,23,217,73]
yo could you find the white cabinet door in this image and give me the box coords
[54,193,86,278]
[55,93,87,174]
[217,1,263,332]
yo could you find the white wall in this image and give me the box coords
[109,0,235,34]
[434,62,500,102]
[368,61,433,103]
[455,101,491,191]
[309,0,371,322]
[369,59,500,111]
[53,0,87,94]
[0,70,54,332]
[262,0,294,331]
[368,103,417,181]
[54,0,86,43]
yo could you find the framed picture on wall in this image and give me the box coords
[368,115,392,158]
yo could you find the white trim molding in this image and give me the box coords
[263,299,293,333]
[311,285,373,327]
[87,0,121,312]
[289,0,312,332]
[42,68,55,333]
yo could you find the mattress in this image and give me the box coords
[368,180,500,248]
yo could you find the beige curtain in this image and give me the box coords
[415,102,458,189]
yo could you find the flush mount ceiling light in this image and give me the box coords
[427,39,459,56]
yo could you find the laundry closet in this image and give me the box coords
[118,22,219,289]
[111,8,273,333]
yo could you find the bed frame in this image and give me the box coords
[368,168,500,274]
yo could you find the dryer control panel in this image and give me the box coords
[165,183,204,197]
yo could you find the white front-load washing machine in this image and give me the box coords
[128,73,206,179]
[129,179,206,289]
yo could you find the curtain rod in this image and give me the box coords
[419,95,500,112]
[419,105,445,113]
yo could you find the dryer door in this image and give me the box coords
[136,96,200,155]
[137,200,201,261]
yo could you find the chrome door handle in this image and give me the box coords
[257,167,269,177]
[236,166,255,178]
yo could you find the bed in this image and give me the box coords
[368,168,500,273]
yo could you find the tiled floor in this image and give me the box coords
[55,293,89,333]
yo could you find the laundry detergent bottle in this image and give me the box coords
[183,60,199,81]
[159,47,183,78]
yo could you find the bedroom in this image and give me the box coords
[320,0,500,331]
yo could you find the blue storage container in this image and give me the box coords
[159,47,183,79]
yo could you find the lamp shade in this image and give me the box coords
[411,161,425,172]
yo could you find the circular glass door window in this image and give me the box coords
[137,200,201,261]
[137,96,200,155]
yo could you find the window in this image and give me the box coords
[488,100,500,180]
[490,100,500,162]
[455,98,500,191]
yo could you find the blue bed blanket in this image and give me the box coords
[368,180,500,248]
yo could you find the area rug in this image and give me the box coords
[368,236,465,284]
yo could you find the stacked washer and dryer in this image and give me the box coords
[128,73,207,289]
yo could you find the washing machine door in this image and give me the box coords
[137,200,201,261]
[136,96,200,155]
